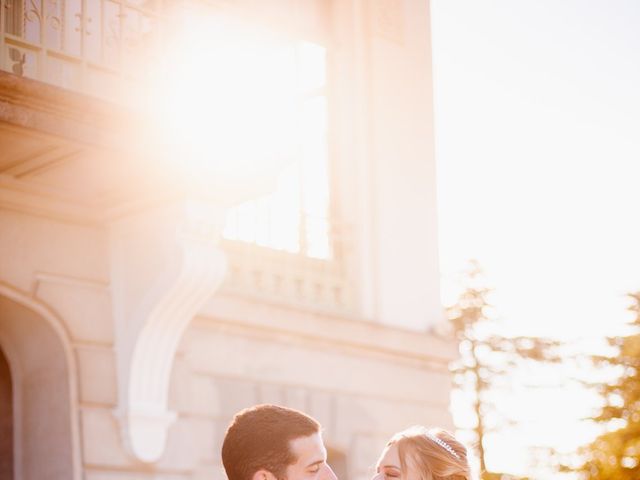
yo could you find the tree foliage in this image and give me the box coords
[571,292,640,479]
[448,261,561,480]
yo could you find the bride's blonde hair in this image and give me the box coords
[386,426,471,480]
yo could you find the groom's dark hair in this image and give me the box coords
[222,404,320,480]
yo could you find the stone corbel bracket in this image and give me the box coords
[110,198,228,463]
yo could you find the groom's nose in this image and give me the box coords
[321,463,338,480]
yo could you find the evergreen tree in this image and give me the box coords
[448,261,561,480]
[572,292,640,479]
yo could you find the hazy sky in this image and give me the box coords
[432,0,640,338]
[430,1,640,477]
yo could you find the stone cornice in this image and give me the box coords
[197,293,457,368]
[0,70,133,148]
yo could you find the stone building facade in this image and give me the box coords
[0,1,455,479]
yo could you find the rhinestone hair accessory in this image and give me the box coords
[425,432,460,459]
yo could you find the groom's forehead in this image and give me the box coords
[288,432,325,460]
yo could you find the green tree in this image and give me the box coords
[571,292,640,479]
[448,261,561,480]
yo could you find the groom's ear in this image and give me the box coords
[252,469,278,480]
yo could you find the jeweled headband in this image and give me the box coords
[425,432,460,459]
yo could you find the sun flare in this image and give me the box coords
[146,12,299,181]
[142,10,331,258]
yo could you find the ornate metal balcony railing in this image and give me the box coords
[0,0,330,99]
[0,0,169,101]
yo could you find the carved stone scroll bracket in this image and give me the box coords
[110,197,228,463]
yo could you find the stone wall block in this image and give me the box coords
[76,346,117,405]
[37,282,113,344]
[333,397,376,448]
[85,472,148,480]
[309,391,335,437]
[257,383,285,405]
[170,357,221,417]
[0,211,108,295]
[81,407,130,468]
[193,465,227,480]
[158,416,216,471]
[350,434,382,478]
[284,386,308,412]
[213,377,258,417]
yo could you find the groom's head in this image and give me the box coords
[222,404,337,480]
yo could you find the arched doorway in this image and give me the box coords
[0,290,79,480]
[0,347,13,478]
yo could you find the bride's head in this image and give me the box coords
[374,426,471,480]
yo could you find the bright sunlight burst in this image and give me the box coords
[143,8,331,258]
[146,10,298,183]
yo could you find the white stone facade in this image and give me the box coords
[0,1,455,479]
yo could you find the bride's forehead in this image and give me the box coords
[377,444,401,467]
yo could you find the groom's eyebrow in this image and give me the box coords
[306,460,324,468]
